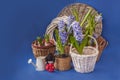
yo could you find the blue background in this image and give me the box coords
[0,0,120,80]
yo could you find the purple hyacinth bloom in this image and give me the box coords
[66,16,75,34]
[71,21,83,42]
[95,15,102,23]
[93,33,98,38]
[58,20,65,32]
[59,31,67,44]
[67,15,75,29]
[58,20,67,44]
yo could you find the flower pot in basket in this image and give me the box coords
[32,39,56,58]
[70,35,99,73]
[54,54,71,71]
[53,28,71,71]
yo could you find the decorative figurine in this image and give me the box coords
[45,53,55,72]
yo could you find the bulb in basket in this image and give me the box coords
[33,35,54,47]
[31,35,56,58]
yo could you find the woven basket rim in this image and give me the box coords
[55,56,70,59]
[70,46,99,57]
[32,41,55,49]
[57,3,98,16]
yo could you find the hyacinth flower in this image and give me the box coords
[70,21,89,54]
[93,33,98,38]
[59,31,67,44]
[58,20,67,45]
[58,20,65,32]
[71,21,83,42]
[67,15,75,31]
[95,14,102,23]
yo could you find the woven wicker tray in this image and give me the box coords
[58,3,102,38]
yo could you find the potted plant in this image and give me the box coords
[69,14,99,73]
[54,20,71,71]
[70,35,99,73]
[31,34,56,58]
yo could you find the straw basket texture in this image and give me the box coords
[96,36,108,61]
[70,35,99,73]
[45,3,108,61]
[32,40,56,58]
[57,3,102,38]
[54,56,71,71]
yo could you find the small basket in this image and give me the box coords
[54,56,71,71]
[96,36,108,61]
[32,41,56,58]
[70,35,99,73]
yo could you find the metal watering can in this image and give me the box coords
[28,56,45,71]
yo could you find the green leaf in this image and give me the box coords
[80,8,92,27]
[44,34,50,43]
[78,36,88,54]
[72,7,79,22]
[70,36,81,54]
[54,29,64,54]
[37,37,42,45]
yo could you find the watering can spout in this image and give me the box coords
[28,58,37,68]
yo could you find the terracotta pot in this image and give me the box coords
[54,56,71,71]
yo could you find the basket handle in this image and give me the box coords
[45,16,68,45]
[70,35,98,53]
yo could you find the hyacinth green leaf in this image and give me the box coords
[70,36,81,53]
[72,7,79,22]
[37,36,42,45]
[84,13,97,46]
[80,8,92,27]
[55,29,64,54]
[44,34,50,43]
[78,36,88,54]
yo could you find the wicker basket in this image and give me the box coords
[96,36,108,61]
[32,41,56,58]
[45,3,108,61]
[70,35,99,73]
[54,56,71,71]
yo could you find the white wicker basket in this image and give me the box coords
[70,35,99,73]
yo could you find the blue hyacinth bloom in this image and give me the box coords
[58,20,65,32]
[67,15,75,33]
[58,20,67,45]
[71,21,83,42]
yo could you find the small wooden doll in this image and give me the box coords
[45,53,55,72]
